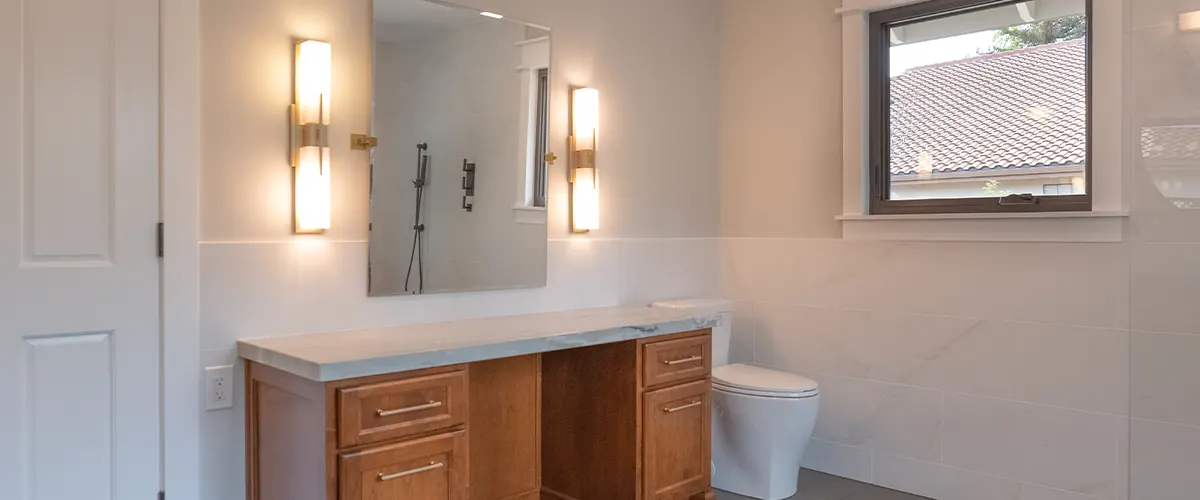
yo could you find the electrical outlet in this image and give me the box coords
[205,365,234,411]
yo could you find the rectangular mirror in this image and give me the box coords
[369,0,551,296]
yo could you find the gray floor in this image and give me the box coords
[716,469,930,500]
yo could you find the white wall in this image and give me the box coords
[722,1,1200,500]
[1126,3,1200,499]
[198,0,720,497]
[720,1,1131,499]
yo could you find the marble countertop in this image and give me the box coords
[237,305,719,382]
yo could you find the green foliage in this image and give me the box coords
[983,179,1010,197]
[981,14,1086,54]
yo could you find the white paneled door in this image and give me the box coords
[0,0,162,499]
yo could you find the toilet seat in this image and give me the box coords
[712,364,819,399]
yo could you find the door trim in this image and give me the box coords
[161,0,203,498]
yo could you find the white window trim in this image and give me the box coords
[838,0,1130,242]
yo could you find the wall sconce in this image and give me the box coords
[291,40,332,234]
[570,87,599,233]
[1182,11,1200,31]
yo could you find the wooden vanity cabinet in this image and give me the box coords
[542,329,714,500]
[338,430,468,500]
[245,328,712,500]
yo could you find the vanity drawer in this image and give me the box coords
[337,369,467,448]
[642,333,711,389]
[338,430,468,500]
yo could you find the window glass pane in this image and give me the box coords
[886,0,1087,201]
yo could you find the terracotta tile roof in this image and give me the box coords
[889,39,1087,176]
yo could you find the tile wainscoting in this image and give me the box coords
[723,238,1132,500]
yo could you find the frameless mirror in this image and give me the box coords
[369,0,551,296]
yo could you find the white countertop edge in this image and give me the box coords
[237,314,719,382]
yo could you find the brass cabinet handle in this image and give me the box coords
[662,355,702,366]
[378,461,444,481]
[376,400,442,418]
[663,400,703,413]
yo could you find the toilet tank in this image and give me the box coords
[649,299,733,367]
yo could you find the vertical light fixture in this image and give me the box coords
[1181,11,1200,31]
[291,40,332,234]
[570,87,599,233]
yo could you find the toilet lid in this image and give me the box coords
[712,364,819,398]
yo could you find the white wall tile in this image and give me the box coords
[1013,324,1130,415]
[1130,0,1200,30]
[864,384,944,462]
[724,240,1128,329]
[1127,21,1200,243]
[719,238,750,301]
[806,374,942,461]
[799,438,872,483]
[200,239,623,350]
[1018,404,1123,499]
[1118,418,1130,500]
[199,348,245,500]
[754,303,872,379]
[943,395,1024,480]
[860,242,1129,329]
[809,374,883,448]
[873,453,1022,500]
[1132,331,1200,426]
[618,238,720,305]
[1023,484,1108,500]
[868,315,1015,400]
[1131,243,1200,335]
[1126,162,1200,244]
[1129,419,1200,500]
[729,301,755,364]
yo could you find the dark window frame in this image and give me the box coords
[868,0,1093,215]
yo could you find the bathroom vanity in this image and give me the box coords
[238,306,719,500]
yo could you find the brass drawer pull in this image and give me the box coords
[662,355,702,366]
[377,400,442,418]
[663,400,703,413]
[378,461,444,481]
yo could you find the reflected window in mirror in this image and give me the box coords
[533,68,550,207]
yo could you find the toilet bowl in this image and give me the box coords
[651,299,820,500]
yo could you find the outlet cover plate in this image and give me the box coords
[205,365,234,411]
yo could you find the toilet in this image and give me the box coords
[651,299,819,500]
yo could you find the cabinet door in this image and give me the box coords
[339,431,468,500]
[643,379,711,500]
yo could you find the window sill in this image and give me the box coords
[838,211,1129,242]
[512,205,547,225]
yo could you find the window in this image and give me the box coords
[1043,183,1074,195]
[868,0,1092,214]
[533,68,550,207]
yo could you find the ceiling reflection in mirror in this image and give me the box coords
[369,0,551,296]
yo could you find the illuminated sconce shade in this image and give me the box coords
[1182,11,1200,31]
[291,40,332,234]
[570,88,599,232]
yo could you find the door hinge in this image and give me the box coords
[156,222,164,258]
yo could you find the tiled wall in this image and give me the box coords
[722,239,1130,500]
[1127,1,1200,499]
[719,0,1200,498]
